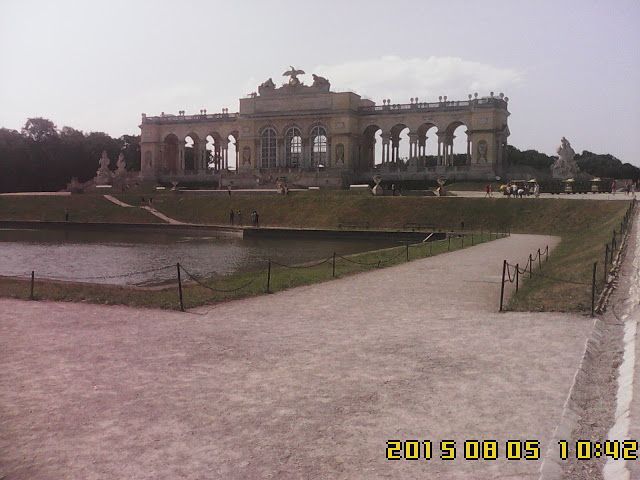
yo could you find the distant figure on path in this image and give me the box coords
[238,210,243,226]
[534,183,540,198]
[612,180,617,195]
[227,185,232,196]
[229,209,234,226]
[255,211,259,227]
[64,208,69,222]
[484,184,491,198]
[251,211,257,227]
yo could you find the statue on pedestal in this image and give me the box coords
[283,66,305,86]
[115,153,127,177]
[551,137,579,179]
[96,150,113,185]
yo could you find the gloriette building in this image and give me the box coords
[139,67,510,187]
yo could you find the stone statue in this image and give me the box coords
[115,153,127,176]
[258,78,275,95]
[312,74,329,87]
[335,143,344,163]
[283,66,305,86]
[372,174,384,196]
[551,137,579,179]
[96,150,113,185]
[242,146,251,165]
[477,140,488,162]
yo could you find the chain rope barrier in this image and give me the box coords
[180,264,267,293]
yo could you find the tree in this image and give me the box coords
[21,117,58,143]
[575,150,640,180]
[507,145,554,170]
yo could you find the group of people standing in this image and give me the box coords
[497,183,540,198]
[229,209,260,227]
[612,180,637,197]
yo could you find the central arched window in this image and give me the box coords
[311,126,328,167]
[260,128,277,168]
[284,127,302,168]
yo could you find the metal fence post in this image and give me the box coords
[471,233,474,246]
[604,244,609,283]
[406,243,409,261]
[448,236,451,251]
[332,252,336,277]
[529,254,533,278]
[591,262,597,317]
[515,264,519,293]
[176,263,184,312]
[29,271,35,300]
[538,249,542,270]
[499,260,507,312]
[266,259,272,293]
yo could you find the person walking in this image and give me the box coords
[534,183,540,198]
[237,210,243,226]
[250,211,257,227]
[229,209,234,226]
[227,185,232,196]
[484,184,491,198]
[611,180,617,195]
[64,208,69,222]
[255,210,259,227]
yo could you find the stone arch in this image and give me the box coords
[206,132,223,170]
[362,124,382,170]
[442,121,469,166]
[310,125,328,167]
[260,127,277,168]
[389,123,409,165]
[183,132,202,171]
[283,126,303,168]
[416,123,438,165]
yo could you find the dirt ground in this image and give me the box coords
[0,234,595,479]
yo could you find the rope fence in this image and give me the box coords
[10,227,511,311]
[500,198,636,316]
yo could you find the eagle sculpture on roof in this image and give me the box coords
[283,66,305,85]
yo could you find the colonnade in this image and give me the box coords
[373,127,471,167]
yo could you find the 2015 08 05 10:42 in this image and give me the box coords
[386,439,638,461]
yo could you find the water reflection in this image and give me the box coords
[0,228,397,285]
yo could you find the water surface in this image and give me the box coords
[0,228,397,285]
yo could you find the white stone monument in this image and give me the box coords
[551,137,579,179]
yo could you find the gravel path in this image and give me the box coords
[0,234,595,479]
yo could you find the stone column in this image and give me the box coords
[409,133,418,160]
[381,133,390,164]
[178,144,185,173]
[437,134,443,166]
[466,136,471,165]
[220,139,229,170]
[302,138,310,169]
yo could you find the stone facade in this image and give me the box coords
[138,72,510,187]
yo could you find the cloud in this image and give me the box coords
[312,56,522,103]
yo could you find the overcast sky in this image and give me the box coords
[1,0,638,164]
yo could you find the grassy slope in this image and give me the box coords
[0,195,161,223]
[119,191,623,234]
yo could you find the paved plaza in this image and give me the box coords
[1,234,601,479]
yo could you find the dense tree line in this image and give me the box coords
[0,118,140,192]
[508,145,640,180]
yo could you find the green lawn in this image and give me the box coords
[0,194,161,223]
